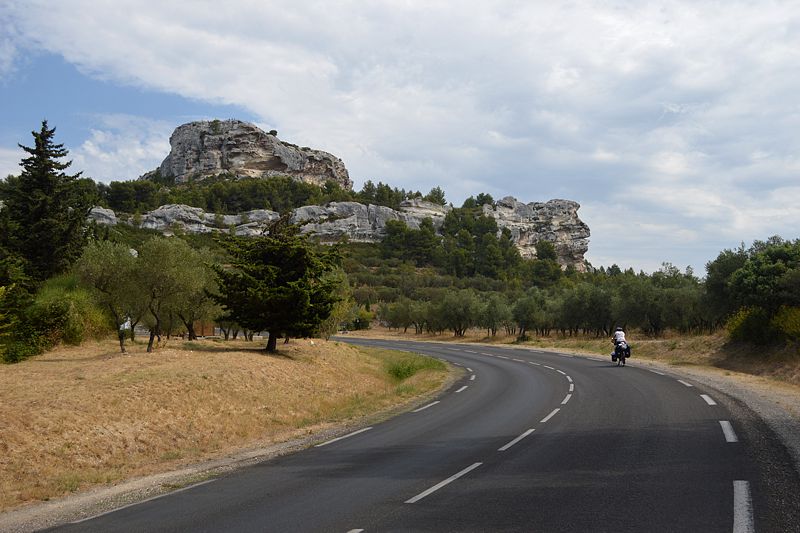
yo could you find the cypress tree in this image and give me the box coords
[2,121,95,280]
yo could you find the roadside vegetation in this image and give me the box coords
[0,338,449,511]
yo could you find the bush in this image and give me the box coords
[2,275,111,363]
[771,306,800,344]
[726,306,773,345]
[384,353,446,381]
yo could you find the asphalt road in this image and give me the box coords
[48,338,800,532]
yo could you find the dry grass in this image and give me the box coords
[0,337,447,511]
[347,327,800,387]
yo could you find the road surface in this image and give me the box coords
[49,338,800,532]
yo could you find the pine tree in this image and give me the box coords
[212,221,341,352]
[2,121,95,280]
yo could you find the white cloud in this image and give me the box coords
[70,115,172,183]
[5,0,800,271]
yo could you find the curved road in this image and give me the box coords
[49,339,800,532]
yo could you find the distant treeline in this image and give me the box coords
[96,174,449,214]
[357,236,800,347]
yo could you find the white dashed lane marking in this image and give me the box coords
[719,420,739,442]
[405,463,482,504]
[498,429,536,451]
[701,394,717,406]
[412,401,440,413]
[455,386,468,393]
[561,394,572,405]
[316,427,373,447]
[733,480,755,533]
[677,380,694,387]
[470,375,476,381]
[541,408,560,423]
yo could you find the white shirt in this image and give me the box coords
[613,330,626,343]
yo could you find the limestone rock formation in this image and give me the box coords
[88,197,589,270]
[148,120,351,189]
[484,197,590,268]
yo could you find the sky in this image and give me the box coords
[2,1,800,274]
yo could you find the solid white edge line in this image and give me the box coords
[733,480,755,533]
[412,401,440,413]
[470,375,476,381]
[498,429,536,451]
[566,375,573,382]
[719,420,739,443]
[678,379,694,387]
[540,408,560,423]
[405,462,483,504]
[71,479,217,524]
[561,394,572,405]
[315,427,373,447]
[701,394,718,406]
[569,383,574,392]
[455,385,468,393]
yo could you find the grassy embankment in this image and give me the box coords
[0,338,448,511]
[349,327,800,387]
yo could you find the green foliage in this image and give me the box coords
[771,306,800,344]
[100,175,349,215]
[2,274,108,362]
[212,220,341,351]
[0,121,96,280]
[355,180,420,209]
[423,186,447,206]
[384,352,446,381]
[726,307,773,344]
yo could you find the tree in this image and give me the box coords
[212,222,341,352]
[137,237,201,352]
[316,268,355,340]
[171,247,220,340]
[75,241,139,353]
[0,121,95,280]
[423,186,447,205]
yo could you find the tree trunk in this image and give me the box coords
[266,331,278,352]
[147,329,156,352]
[284,334,290,344]
[118,329,127,353]
[179,314,197,341]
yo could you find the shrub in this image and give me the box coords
[2,275,111,363]
[771,306,800,345]
[384,353,446,381]
[726,306,773,345]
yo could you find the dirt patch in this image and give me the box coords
[0,337,449,514]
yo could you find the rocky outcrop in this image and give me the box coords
[484,197,590,268]
[89,197,589,270]
[147,120,351,189]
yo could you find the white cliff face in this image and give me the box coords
[88,196,589,270]
[485,197,590,270]
[151,120,351,189]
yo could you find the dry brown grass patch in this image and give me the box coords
[0,337,447,511]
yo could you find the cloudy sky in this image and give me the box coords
[2,1,799,273]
